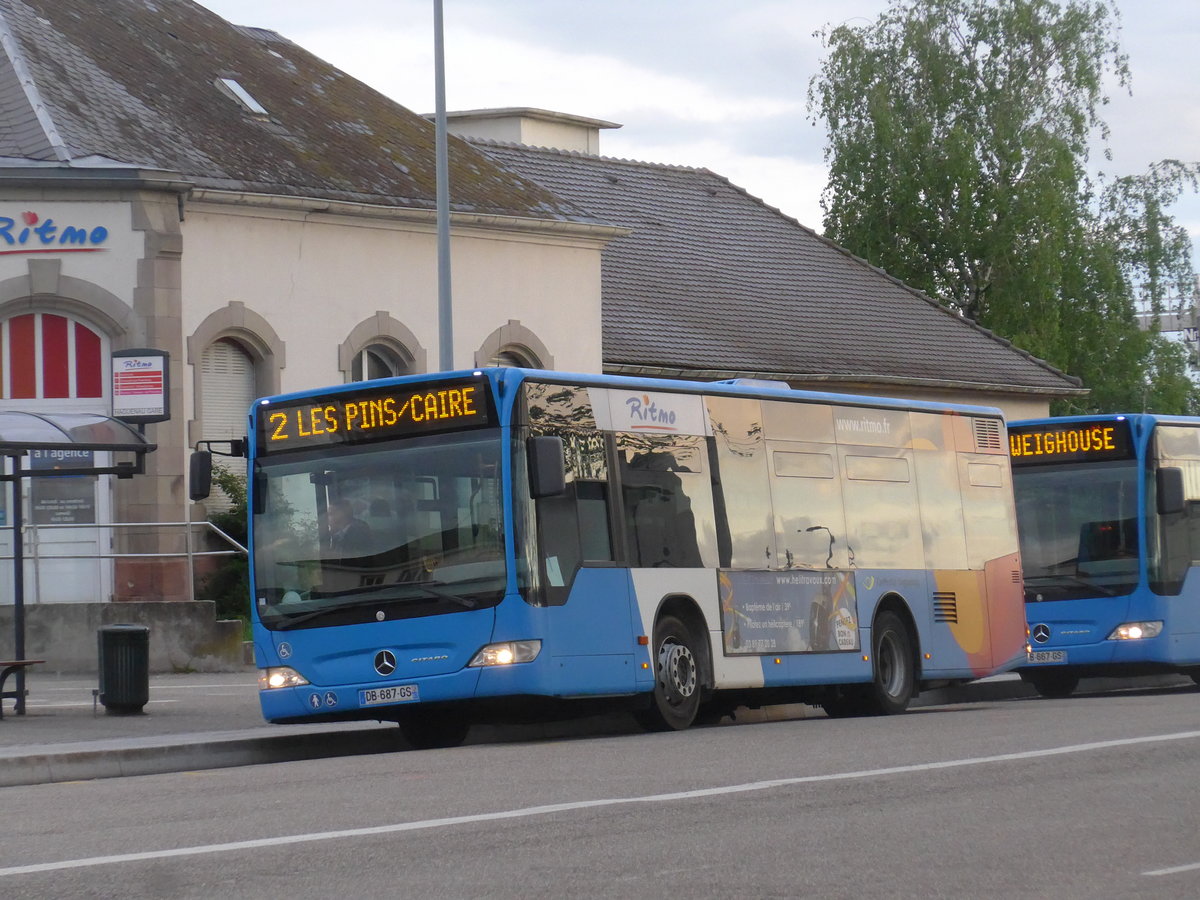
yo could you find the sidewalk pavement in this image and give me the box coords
[0,668,1191,788]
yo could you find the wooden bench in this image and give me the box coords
[0,659,44,719]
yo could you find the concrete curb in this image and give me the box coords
[0,727,400,788]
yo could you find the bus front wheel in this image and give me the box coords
[1023,670,1079,699]
[398,712,470,750]
[635,615,702,732]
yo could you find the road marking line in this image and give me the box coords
[3,728,1200,877]
[1143,861,1200,877]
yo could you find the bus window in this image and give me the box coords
[616,433,715,569]
[1151,427,1200,593]
[707,395,772,568]
[840,447,923,570]
[769,443,848,569]
[959,455,1018,571]
[530,429,615,605]
[1014,461,1139,599]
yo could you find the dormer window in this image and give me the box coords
[215,77,269,117]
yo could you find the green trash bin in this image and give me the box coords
[98,624,150,715]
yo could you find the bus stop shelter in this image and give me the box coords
[1,411,155,715]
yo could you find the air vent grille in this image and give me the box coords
[933,592,958,623]
[973,418,1004,452]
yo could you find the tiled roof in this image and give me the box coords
[0,0,587,222]
[476,141,1082,395]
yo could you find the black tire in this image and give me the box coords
[822,610,914,718]
[820,692,868,718]
[694,697,737,726]
[1024,670,1079,699]
[867,611,915,715]
[635,615,703,731]
[397,712,470,750]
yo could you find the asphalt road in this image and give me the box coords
[3,684,1200,898]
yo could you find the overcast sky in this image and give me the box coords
[195,0,1198,257]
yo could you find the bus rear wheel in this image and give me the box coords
[1023,670,1079,699]
[635,615,702,732]
[820,610,914,718]
[398,712,470,750]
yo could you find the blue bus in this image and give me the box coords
[1010,414,1200,697]
[197,368,1026,747]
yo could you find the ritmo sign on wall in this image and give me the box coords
[0,210,109,254]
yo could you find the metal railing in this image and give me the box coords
[0,520,247,604]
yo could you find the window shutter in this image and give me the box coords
[200,339,255,511]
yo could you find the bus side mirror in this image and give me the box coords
[189,450,213,501]
[1158,466,1185,515]
[252,474,267,516]
[527,436,566,498]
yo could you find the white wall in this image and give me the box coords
[180,200,607,404]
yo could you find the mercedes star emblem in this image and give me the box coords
[374,649,397,676]
[1032,623,1051,644]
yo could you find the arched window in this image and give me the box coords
[474,320,552,371]
[0,312,105,400]
[339,313,426,383]
[200,338,255,509]
[488,348,535,368]
[351,343,409,381]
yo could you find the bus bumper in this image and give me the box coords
[258,650,638,723]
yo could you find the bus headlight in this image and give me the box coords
[1106,621,1163,641]
[259,667,310,690]
[468,640,542,667]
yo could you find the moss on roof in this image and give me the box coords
[0,0,590,222]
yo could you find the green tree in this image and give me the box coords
[196,464,249,622]
[808,0,1199,412]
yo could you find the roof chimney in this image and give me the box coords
[436,107,620,154]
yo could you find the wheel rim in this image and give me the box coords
[877,630,905,698]
[657,638,697,707]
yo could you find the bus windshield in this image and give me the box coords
[1012,459,1140,601]
[251,430,506,630]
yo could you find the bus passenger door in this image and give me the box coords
[537,476,639,695]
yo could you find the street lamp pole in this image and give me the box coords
[433,0,453,371]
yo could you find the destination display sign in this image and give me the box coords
[257,377,494,454]
[1008,420,1134,466]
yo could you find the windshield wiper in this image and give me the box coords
[266,582,479,630]
[405,580,480,610]
[1023,573,1122,598]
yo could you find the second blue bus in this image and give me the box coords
[1010,413,1200,697]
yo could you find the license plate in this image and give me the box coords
[359,684,419,706]
[1027,650,1067,664]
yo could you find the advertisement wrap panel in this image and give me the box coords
[719,569,859,655]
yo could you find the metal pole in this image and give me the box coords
[11,453,26,713]
[434,0,453,371]
[185,502,195,604]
